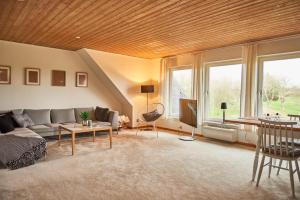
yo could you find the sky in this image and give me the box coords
[264,58,300,86]
[210,64,242,82]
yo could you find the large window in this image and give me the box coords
[258,54,300,116]
[169,67,193,117]
[206,61,242,120]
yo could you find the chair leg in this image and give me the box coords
[256,155,265,187]
[136,123,140,136]
[295,160,300,182]
[288,161,295,198]
[153,121,158,138]
[268,158,272,178]
[277,159,283,175]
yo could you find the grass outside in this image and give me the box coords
[263,96,300,116]
[209,104,240,119]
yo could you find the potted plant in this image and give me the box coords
[80,111,89,126]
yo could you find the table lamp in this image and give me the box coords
[221,102,227,123]
[141,85,154,112]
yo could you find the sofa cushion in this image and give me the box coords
[48,123,77,129]
[0,114,15,133]
[93,121,111,127]
[24,109,51,125]
[51,108,76,123]
[29,124,56,134]
[95,107,109,122]
[12,113,34,128]
[74,107,95,123]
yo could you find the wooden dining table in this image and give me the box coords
[224,118,300,182]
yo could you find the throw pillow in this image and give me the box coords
[95,107,109,122]
[0,114,15,133]
[12,113,34,128]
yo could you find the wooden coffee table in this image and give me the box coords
[58,125,112,155]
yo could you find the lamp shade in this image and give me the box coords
[141,85,154,93]
[221,102,227,109]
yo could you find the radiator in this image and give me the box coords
[202,125,238,142]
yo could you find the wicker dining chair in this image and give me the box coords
[289,114,300,121]
[256,118,300,198]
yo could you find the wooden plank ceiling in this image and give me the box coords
[0,0,300,59]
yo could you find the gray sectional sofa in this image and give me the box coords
[2,107,119,137]
[0,106,118,169]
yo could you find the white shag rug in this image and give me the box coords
[0,129,299,200]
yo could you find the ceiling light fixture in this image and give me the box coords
[75,36,81,39]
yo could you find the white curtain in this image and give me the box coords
[195,53,205,125]
[159,58,168,118]
[241,43,258,118]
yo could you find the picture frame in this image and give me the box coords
[0,65,11,84]
[52,70,66,86]
[76,72,88,87]
[25,68,40,85]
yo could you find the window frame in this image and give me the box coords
[168,65,194,118]
[257,52,300,116]
[204,59,243,121]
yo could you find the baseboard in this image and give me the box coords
[235,141,256,148]
[157,126,203,137]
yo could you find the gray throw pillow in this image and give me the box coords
[12,114,34,128]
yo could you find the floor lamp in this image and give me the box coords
[141,85,154,112]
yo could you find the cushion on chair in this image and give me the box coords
[74,107,95,123]
[51,108,76,123]
[24,109,51,125]
[95,107,109,122]
[0,114,15,133]
[142,109,162,122]
[263,145,300,158]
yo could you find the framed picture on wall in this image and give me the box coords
[0,65,11,84]
[76,72,88,87]
[25,68,40,85]
[52,70,66,86]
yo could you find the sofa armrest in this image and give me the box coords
[108,110,119,130]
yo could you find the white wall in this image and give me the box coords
[0,40,122,111]
[85,49,161,126]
